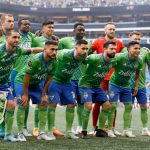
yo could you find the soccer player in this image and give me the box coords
[108,41,142,137]
[47,39,88,139]
[33,19,63,137]
[91,22,124,135]
[79,41,116,138]
[14,40,57,141]
[58,22,92,134]
[0,29,43,142]
[0,14,14,45]
[10,18,38,137]
[122,31,150,136]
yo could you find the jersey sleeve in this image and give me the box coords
[25,58,37,75]
[91,40,98,52]
[58,39,65,50]
[84,54,96,64]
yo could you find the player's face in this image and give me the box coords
[3,16,14,31]
[129,34,141,43]
[104,24,115,39]
[45,44,57,59]
[20,20,31,33]
[105,44,116,58]
[128,44,140,59]
[74,25,85,39]
[43,24,54,36]
[6,31,20,47]
[76,44,88,58]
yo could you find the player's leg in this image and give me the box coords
[33,105,39,137]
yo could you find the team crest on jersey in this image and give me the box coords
[83,92,88,99]
[109,92,115,98]
[48,94,54,100]
[71,91,75,99]
[28,61,32,67]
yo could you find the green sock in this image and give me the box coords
[77,104,84,127]
[34,105,39,128]
[108,102,117,130]
[0,121,5,131]
[38,107,47,133]
[123,102,132,129]
[47,106,56,132]
[24,104,29,129]
[98,108,109,130]
[82,109,91,131]
[66,107,75,132]
[17,106,26,133]
[141,108,148,128]
[5,110,14,135]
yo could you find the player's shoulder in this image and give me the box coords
[93,37,105,43]
[59,37,72,42]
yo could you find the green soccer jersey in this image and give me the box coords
[79,54,113,88]
[0,44,30,85]
[58,37,92,80]
[15,52,56,85]
[0,34,5,46]
[110,52,143,88]
[53,49,84,83]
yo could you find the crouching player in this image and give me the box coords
[79,41,116,138]
[14,41,57,141]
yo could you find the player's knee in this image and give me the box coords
[49,103,57,108]
[84,103,92,110]
[6,100,15,110]
[102,101,111,110]
[140,104,147,109]
[67,104,76,108]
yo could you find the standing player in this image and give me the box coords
[91,22,124,135]
[79,41,116,138]
[14,41,57,141]
[122,31,150,136]
[58,23,92,134]
[108,41,142,137]
[47,39,88,139]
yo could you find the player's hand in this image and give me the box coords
[133,87,138,96]
[21,94,29,106]
[41,95,48,105]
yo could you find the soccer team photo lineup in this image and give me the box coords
[0,13,150,144]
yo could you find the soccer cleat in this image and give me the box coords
[95,129,108,137]
[4,134,19,142]
[142,128,150,136]
[81,131,89,139]
[75,126,82,134]
[0,129,5,137]
[122,129,136,138]
[47,132,56,140]
[88,126,98,135]
[37,132,54,141]
[23,128,32,137]
[33,128,39,137]
[112,128,121,136]
[17,133,27,142]
[65,131,79,139]
[52,128,64,136]
[107,130,116,137]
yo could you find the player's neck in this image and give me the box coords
[104,53,111,62]
[74,50,81,60]
[44,52,51,62]
[43,33,52,39]
[129,53,137,61]
[6,43,15,53]
[105,35,114,41]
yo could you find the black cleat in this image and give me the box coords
[81,131,89,139]
[95,129,108,137]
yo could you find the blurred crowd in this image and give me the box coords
[0,0,150,8]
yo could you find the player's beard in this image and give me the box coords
[107,53,115,58]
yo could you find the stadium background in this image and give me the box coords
[0,1,150,149]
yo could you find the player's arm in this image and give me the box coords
[133,71,140,96]
[41,75,52,104]
[30,47,44,54]
[22,74,31,106]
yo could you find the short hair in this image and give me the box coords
[1,14,13,24]
[104,22,115,27]
[18,18,30,27]
[76,39,88,45]
[42,20,54,27]
[45,40,58,46]
[129,31,141,37]
[5,29,18,36]
[128,41,140,48]
[103,40,116,49]
[74,22,84,29]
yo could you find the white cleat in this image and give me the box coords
[142,128,150,136]
[65,131,79,139]
[108,130,116,137]
[37,132,54,141]
[122,129,136,138]
[75,126,82,134]
[112,128,121,136]
[17,133,27,142]
[47,132,56,140]
[23,128,32,137]
[88,127,97,135]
